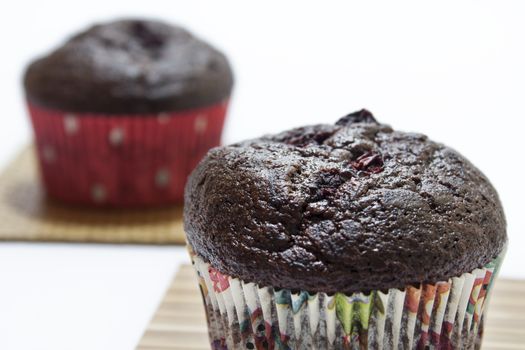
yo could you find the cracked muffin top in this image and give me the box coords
[24,19,234,114]
[184,110,507,294]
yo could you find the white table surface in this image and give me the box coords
[0,243,189,350]
[1,1,524,349]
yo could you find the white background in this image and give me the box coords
[0,1,524,349]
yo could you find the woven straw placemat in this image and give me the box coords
[0,146,185,244]
[137,265,525,350]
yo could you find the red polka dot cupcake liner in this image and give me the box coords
[28,100,229,207]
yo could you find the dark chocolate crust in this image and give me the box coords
[24,19,234,114]
[184,110,507,294]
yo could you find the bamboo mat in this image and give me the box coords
[0,147,185,244]
[137,265,525,350]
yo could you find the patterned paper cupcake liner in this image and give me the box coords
[28,100,229,207]
[189,248,505,350]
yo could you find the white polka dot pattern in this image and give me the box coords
[41,145,56,163]
[64,114,79,134]
[194,114,208,134]
[91,183,106,203]
[27,98,230,206]
[157,113,170,124]
[109,127,125,146]
[155,168,171,188]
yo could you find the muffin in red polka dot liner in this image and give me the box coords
[24,19,234,207]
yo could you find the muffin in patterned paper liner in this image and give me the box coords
[184,110,507,349]
[189,248,504,349]
[24,18,233,207]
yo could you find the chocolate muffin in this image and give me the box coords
[25,19,233,114]
[185,110,506,349]
[24,19,234,206]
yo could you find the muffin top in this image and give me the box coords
[184,110,507,294]
[24,19,234,114]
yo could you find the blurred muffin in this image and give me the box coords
[184,110,506,349]
[24,18,234,206]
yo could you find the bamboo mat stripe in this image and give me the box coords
[137,265,525,350]
[0,146,185,244]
